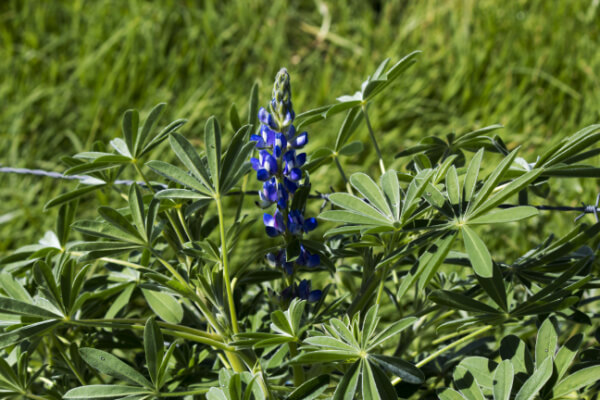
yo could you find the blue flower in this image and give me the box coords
[250,124,276,148]
[286,125,308,149]
[287,210,317,236]
[282,150,306,183]
[264,209,285,237]
[258,107,279,131]
[266,250,294,275]
[257,178,278,208]
[297,279,322,302]
[251,150,278,181]
[296,245,320,268]
[280,279,322,303]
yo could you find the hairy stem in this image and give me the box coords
[216,195,240,334]
[362,104,385,174]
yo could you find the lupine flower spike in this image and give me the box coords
[251,68,321,302]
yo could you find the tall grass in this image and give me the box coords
[1,0,599,253]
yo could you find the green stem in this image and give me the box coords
[23,393,48,400]
[361,104,385,174]
[215,195,239,334]
[235,174,249,221]
[334,155,353,194]
[160,388,209,396]
[155,256,223,335]
[53,336,87,385]
[288,341,305,386]
[375,265,390,306]
[70,319,233,351]
[133,161,187,247]
[391,325,493,385]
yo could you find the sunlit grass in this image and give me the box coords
[1,0,599,253]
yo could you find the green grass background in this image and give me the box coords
[1,0,599,254]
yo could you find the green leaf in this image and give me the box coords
[417,232,458,292]
[144,317,163,386]
[287,374,330,400]
[0,320,61,349]
[146,160,212,195]
[470,169,543,218]
[368,317,417,350]
[128,184,147,241]
[401,170,434,223]
[328,193,390,223]
[292,350,358,363]
[207,387,228,400]
[157,341,177,389]
[141,118,187,156]
[205,116,222,192]
[429,290,500,314]
[438,388,467,400]
[0,296,62,319]
[350,173,393,217]
[141,289,183,324]
[270,310,293,336]
[63,385,150,399]
[339,141,364,156]
[229,103,242,132]
[0,273,32,303]
[319,210,393,228]
[167,133,213,190]
[514,357,552,400]
[500,335,534,378]
[381,170,401,220]
[303,336,358,353]
[122,109,139,155]
[369,354,424,384]
[476,264,507,311]
[462,225,493,278]
[467,206,539,224]
[468,147,520,214]
[554,333,582,380]
[369,362,398,400]
[98,207,144,242]
[325,100,362,118]
[361,359,380,400]
[453,365,485,400]
[458,356,497,389]
[535,318,557,369]
[463,149,483,202]
[493,360,513,400]
[332,361,361,400]
[155,189,212,200]
[552,365,600,398]
[335,107,362,151]
[79,348,152,388]
[57,201,77,247]
[135,103,166,156]
[361,305,379,349]
[44,184,106,211]
[446,166,461,207]
[105,283,135,320]
[248,82,259,127]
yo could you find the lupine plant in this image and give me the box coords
[1,52,600,399]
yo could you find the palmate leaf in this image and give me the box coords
[295,306,422,394]
[320,169,433,235]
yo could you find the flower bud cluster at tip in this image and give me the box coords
[250,68,322,303]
